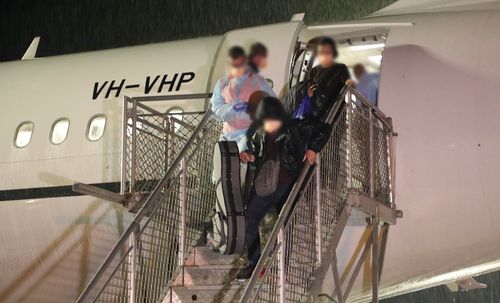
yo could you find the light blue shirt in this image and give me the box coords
[210,70,275,151]
[357,73,380,107]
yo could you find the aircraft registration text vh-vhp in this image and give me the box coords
[92,71,195,100]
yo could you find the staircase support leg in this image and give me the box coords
[371,220,379,303]
[378,224,389,282]
[331,253,344,303]
[343,233,372,301]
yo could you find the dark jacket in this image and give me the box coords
[247,118,331,179]
[283,81,328,120]
[283,63,350,120]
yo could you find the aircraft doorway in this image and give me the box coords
[290,30,387,104]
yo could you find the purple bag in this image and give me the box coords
[292,95,314,120]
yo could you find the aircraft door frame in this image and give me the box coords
[206,21,303,108]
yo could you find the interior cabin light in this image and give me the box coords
[349,43,385,51]
[368,55,383,66]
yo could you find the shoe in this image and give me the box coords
[236,264,255,282]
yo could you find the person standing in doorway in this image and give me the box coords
[248,42,268,74]
[352,63,380,107]
[284,37,351,120]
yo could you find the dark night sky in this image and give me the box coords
[0,0,395,62]
[1,1,499,302]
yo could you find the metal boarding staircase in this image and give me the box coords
[76,87,399,303]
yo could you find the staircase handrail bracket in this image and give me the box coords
[347,190,398,225]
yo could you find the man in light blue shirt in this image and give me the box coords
[353,63,379,107]
[209,46,275,253]
[210,46,275,151]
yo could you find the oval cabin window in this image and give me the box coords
[14,121,34,148]
[87,115,106,141]
[50,118,70,144]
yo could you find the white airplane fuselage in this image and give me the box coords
[1,1,500,302]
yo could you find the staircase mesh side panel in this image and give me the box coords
[93,115,221,303]
[319,107,349,250]
[373,121,392,205]
[124,111,205,194]
[350,106,371,197]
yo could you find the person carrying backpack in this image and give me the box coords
[236,96,330,280]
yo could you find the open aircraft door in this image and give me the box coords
[208,20,303,100]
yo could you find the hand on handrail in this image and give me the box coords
[303,149,317,165]
[345,79,356,88]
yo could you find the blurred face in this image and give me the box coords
[228,56,247,77]
[317,44,335,67]
[252,55,268,70]
[353,66,366,81]
[263,119,283,133]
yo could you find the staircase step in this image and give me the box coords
[166,284,245,303]
[171,266,243,287]
[184,246,244,267]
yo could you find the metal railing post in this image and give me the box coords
[164,117,170,173]
[278,227,286,303]
[371,219,379,303]
[121,96,129,195]
[179,157,187,284]
[369,110,375,198]
[346,90,353,188]
[315,155,322,264]
[129,225,139,303]
[387,118,397,208]
[130,99,138,194]
[170,120,176,165]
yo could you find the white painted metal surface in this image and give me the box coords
[0,37,221,191]
[373,8,500,300]
[0,196,133,302]
[210,21,302,96]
